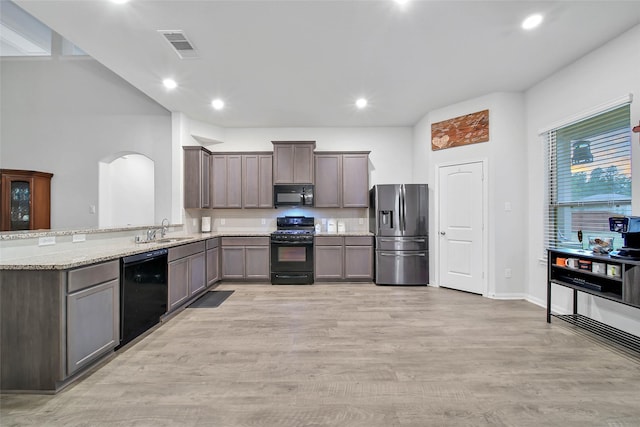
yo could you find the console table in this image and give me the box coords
[547,248,640,353]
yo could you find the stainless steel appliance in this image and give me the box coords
[119,248,168,348]
[271,216,315,284]
[273,184,314,208]
[369,184,428,285]
[609,216,640,259]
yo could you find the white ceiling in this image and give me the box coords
[12,0,640,128]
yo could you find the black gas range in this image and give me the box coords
[270,216,315,284]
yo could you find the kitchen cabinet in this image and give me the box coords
[183,147,211,209]
[314,152,369,208]
[344,236,374,280]
[272,141,315,184]
[315,236,344,280]
[211,154,242,208]
[242,154,273,208]
[315,235,373,281]
[1,169,53,231]
[0,260,119,392]
[206,238,220,286]
[66,261,120,375]
[168,241,206,311]
[221,237,270,281]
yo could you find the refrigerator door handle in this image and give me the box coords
[379,252,426,257]
[378,238,426,243]
[400,184,406,232]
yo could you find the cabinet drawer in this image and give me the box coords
[221,237,269,246]
[344,236,373,246]
[315,236,343,246]
[206,237,220,250]
[67,260,119,294]
[168,241,206,262]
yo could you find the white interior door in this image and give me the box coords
[438,161,485,294]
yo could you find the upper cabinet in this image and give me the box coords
[1,169,53,231]
[243,154,273,208]
[211,154,242,208]
[272,141,315,184]
[314,152,369,208]
[183,147,211,209]
[210,152,273,209]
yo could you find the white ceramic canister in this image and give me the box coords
[337,221,346,233]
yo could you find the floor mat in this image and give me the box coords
[188,290,234,308]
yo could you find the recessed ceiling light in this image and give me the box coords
[211,99,225,110]
[394,0,409,5]
[162,78,177,90]
[522,14,543,30]
[356,98,368,109]
[111,0,129,4]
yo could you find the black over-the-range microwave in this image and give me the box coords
[273,184,314,208]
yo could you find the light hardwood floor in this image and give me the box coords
[2,283,640,426]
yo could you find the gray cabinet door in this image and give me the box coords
[211,154,242,208]
[243,154,273,208]
[293,144,314,184]
[344,245,373,280]
[342,154,369,208]
[66,278,119,375]
[183,147,210,209]
[206,247,220,286]
[168,257,189,311]
[221,246,245,279]
[188,252,206,296]
[227,155,242,208]
[314,154,341,207]
[245,246,270,280]
[315,245,344,280]
[211,155,228,208]
[273,142,315,184]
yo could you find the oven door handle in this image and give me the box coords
[270,241,313,246]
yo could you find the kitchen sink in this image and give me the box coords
[154,237,192,243]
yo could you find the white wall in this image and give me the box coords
[413,92,528,297]
[0,56,173,229]
[525,24,640,334]
[217,127,415,186]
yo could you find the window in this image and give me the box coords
[544,103,632,257]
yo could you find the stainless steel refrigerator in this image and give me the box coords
[369,184,428,285]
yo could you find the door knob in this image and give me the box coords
[440,231,446,236]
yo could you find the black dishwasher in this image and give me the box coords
[119,248,168,348]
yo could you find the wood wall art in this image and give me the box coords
[431,109,489,151]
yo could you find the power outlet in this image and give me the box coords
[321,218,326,225]
[221,218,226,225]
[89,204,96,214]
[72,234,86,243]
[359,218,364,225]
[38,236,56,246]
[261,218,266,225]
[504,268,512,278]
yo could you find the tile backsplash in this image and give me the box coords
[185,208,369,233]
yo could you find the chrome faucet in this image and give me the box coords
[161,218,169,238]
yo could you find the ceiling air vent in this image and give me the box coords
[158,30,198,59]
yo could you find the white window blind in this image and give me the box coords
[543,104,632,259]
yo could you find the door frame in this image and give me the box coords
[433,159,489,296]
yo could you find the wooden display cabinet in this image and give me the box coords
[1,169,53,231]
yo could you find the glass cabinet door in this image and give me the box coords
[10,180,31,230]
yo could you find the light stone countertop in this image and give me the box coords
[0,230,372,270]
[0,232,270,271]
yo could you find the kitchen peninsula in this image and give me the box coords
[0,225,373,393]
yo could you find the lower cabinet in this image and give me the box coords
[315,236,373,282]
[206,238,221,286]
[0,260,120,392]
[66,260,120,376]
[221,237,270,281]
[168,241,206,311]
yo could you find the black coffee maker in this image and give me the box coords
[609,216,640,259]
